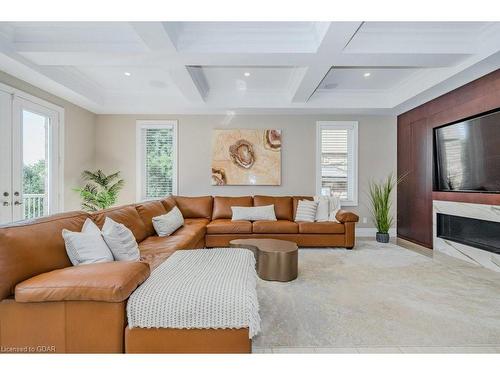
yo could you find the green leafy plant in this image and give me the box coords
[368,174,395,234]
[74,170,124,212]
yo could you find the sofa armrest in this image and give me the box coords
[15,261,150,303]
[335,210,359,223]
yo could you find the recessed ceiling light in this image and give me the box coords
[244,72,251,77]
[124,72,131,76]
[363,72,371,78]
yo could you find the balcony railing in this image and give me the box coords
[23,193,46,220]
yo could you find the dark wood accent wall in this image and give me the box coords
[397,69,500,249]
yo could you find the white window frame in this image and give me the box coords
[0,82,65,216]
[316,121,358,206]
[136,120,178,201]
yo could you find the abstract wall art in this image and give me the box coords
[211,129,281,185]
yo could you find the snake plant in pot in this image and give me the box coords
[368,174,395,243]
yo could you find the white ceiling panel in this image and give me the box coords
[201,66,298,93]
[75,66,175,92]
[164,22,329,53]
[10,22,143,44]
[344,22,492,54]
[318,68,420,91]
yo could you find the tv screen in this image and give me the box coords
[434,109,500,193]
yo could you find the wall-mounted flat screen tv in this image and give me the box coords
[434,109,500,193]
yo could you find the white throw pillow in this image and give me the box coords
[328,195,341,223]
[295,200,319,222]
[102,217,140,261]
[314,196,330,222]
[62,218,114,266]
[231,205,277,221]
[152,206,184,237]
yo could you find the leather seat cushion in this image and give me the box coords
[139,220,207,256]
[212,196,253,220]
[91,205,148,242]
[252,220,298,234]
[206,219,252,234]
[15,261,150,303]
[253,196,293,221]
[172,196,213,219]
[135,200,168,237]
[298,221,345,234]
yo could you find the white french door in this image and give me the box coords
[0,86,62,225]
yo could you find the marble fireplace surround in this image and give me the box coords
[433,200,500,272]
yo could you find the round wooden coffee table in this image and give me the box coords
[229,239,298,282]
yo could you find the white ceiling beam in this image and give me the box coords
[332,53,472,68]
[169,66,206,104]
[130,22,205,103]
[12,42,147,53]
[290,22,363,103]
[130,22,178,52]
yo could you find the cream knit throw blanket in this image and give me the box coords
[127,248,260,338]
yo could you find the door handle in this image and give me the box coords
[14,201,23,206]
[2,201,9,206]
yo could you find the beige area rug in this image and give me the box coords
[253,240,500,348]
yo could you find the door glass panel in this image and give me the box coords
[22,110,49,220]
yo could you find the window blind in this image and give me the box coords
[320,128,349,199]
[141,126,175,200]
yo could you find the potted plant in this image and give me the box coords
[74,170,124,212]
[368,174,395,243]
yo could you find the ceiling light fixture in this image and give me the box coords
[124,72,131,76]
[363,72,371,78]
[244,72,251,77]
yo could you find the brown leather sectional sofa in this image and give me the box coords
[0,195,358,353]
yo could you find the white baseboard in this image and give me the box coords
[356,227,397,237]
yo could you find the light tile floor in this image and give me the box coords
[253,346,500,354]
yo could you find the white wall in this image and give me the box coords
[0,71,97,211]
[95,114,397,228]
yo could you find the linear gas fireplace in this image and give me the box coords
[437,213,500,255]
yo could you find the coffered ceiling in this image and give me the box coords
[0,21,499,114]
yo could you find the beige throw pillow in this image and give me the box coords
[62,218,114,266]
[152,206,184,237]
[102,217,140,261]
[295,200,319,222]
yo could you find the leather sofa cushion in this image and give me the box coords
[336,210,360,223]
[15,261,150,303]
[135,200,167,237]
[0,211,89,300]
[139,219,208,256]
[173,196,213,219]
[206,219,252,234]
[254,196,293,221]
[252,220,299,234]
[160,196,177,212]
[292,196,313,219]
[212,196,253,220]
[91,205,148,243]
[298,222,345,234]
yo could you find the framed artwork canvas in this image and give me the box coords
[211,129,281,186]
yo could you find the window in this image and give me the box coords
[316,121,358,206]
[136,121,178,201]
